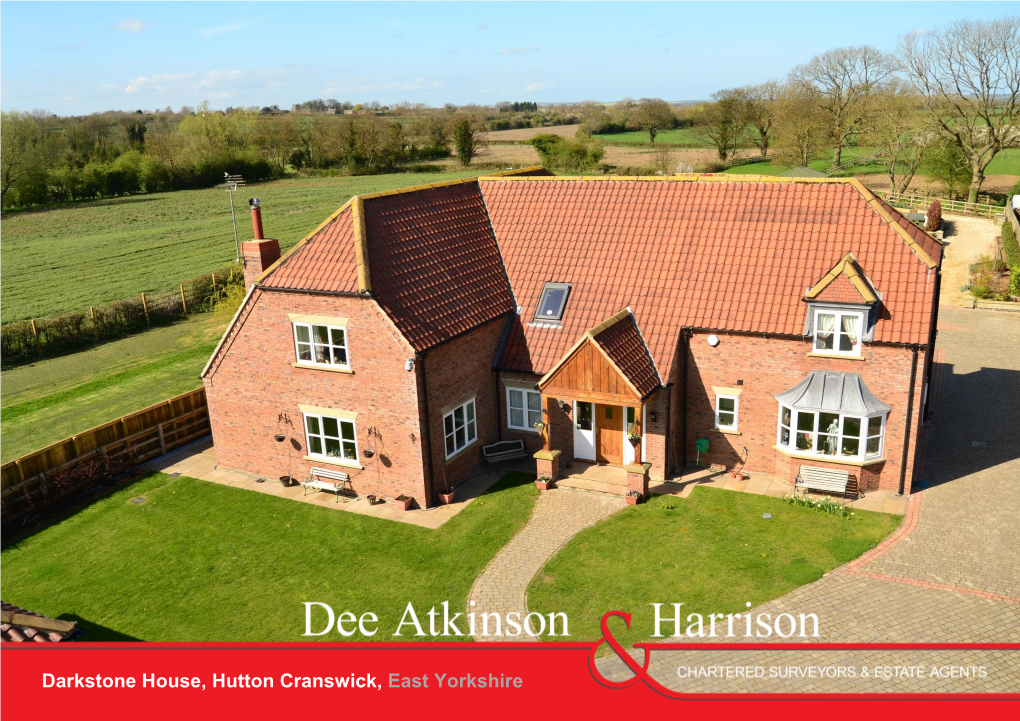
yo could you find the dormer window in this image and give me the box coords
[534,283,571,324]
[812,308,864,358]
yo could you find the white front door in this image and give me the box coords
[573,401,596,461]
[623,406,637,465]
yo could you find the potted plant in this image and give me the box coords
[392,494,413,511]
[626,490,641,505]
[279,475,293,488]
[533,420,546,432]
[366,494,378,505]
[438,485,456,505]
[627,424,641,445]
[536,475,553,491]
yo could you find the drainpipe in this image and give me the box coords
[681,329,691,469]
[664,382,674,479]
[493,369,502,442]
[898,346,919,496]
[418,351,435,505]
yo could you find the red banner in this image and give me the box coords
[3,612,1018,720]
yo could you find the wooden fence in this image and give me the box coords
[1,388,210,532]
[875,191,1007,220]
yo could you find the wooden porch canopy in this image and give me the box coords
[537,308,661,404]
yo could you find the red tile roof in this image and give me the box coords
[482,177,941,377]
[259,175,941,382]
[591,311,661,399]
[263,181,514,351]
[1,601,80,643]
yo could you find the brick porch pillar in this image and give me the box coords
[626,462,651,499]
[534,449,561,482]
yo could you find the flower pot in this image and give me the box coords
[279,476,292,488]
[728,471,738,479]
[366,494,377,505]
[628,437,641,446]
[536,479,553,491]
[438,490,456,505]
[626,495,640,505]
[392,495,413,511]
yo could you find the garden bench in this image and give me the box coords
[302,467,353,502]
[482,439,528,468]
[795,465,853,501]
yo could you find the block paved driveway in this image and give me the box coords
[596,306,1020,693]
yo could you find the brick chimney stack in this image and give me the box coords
[241,197,280,291]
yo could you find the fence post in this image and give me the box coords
[141,293,150,326]
[89,306,99,340]
[211,273,217,292]
[180,284,188,314]
[157,422,167,455]
[30,319,41,354]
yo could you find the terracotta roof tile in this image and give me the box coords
[482,178,940,376]
[1,601,81,643]
[591,313,661,399]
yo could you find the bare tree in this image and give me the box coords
[863,80,935,194]
[741,81,779,157]
[633,98,675,143]
[575,100,610,134]
[900,17,1020,203]
[772,83,828,167]
[790,45,894,166]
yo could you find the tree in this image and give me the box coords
[900,17,1020,203]
[862,81,935,194]
[790,45,894,165]
[575,100,610,134]
[452,118,480,167]
[632,98,674,143]
[529,134,604,172]
[1,111,44,207]
[772,84,828,167]
[741,81,779,157]
[698,90,746,160]
[924,138,971,198]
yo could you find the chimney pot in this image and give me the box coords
[240,200,278,290]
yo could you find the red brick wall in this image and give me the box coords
[418,316,508,503]
[203,289,427,503]
[682,330,927,493]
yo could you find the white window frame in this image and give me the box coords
[812,308,864,358]
[507,388,542,432]
[303,412,359,465]
[715,394,739,432]
[293,322,350,368]
[776,404,885,461]
[444,398,478,459]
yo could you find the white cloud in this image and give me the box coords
[114,19,152,33]
[123,70,245,96]
[497,46,537,55]
[523,81,555,92]
[198,14,278,38]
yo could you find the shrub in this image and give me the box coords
[925,199,942,232]
[1003,220,1019,267]
[529,134,604,172]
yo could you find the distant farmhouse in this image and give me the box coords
[202,170,941,507]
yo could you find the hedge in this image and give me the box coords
[1003,220,1019,268]
[1,264,243,362]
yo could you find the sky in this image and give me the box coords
[1,1,1014,115]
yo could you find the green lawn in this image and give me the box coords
[1,313,226,462]
[1,170,477,324]
[0,471,539,641]
[528,487,899,648]
[987,149,1020,176]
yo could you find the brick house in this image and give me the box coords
[202,171,942,507]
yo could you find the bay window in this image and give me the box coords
[777,405,885,460]
[507,388,542,432]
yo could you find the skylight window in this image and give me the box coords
[534,283,571,324]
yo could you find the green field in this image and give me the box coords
[594,127,709,146]
[0,471,538,641]
[723,147,1020,179]
[0,313,226,462]
[528,487,898,649]
[0,171,476,324]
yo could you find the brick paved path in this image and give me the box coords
[468,489,625,642]
[596,306,1020,693]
